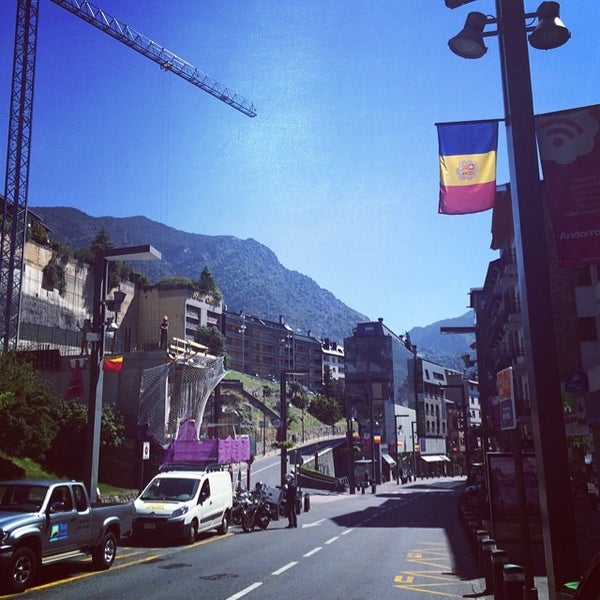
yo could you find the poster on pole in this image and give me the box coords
[486,452,541,543]
[497,367,516,430]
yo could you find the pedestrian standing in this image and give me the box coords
[159,315,169,350]
[285,474,297,528]
[78,318,92,355]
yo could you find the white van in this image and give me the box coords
[133,468,233,543]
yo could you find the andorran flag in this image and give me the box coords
[103,355,124,372]
[437,120,498,215]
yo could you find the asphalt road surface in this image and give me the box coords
[3,476,489,600]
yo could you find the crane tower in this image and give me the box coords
[0,0,256,351]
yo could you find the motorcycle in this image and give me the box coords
[231,489,253,527]
[242,483,271,533]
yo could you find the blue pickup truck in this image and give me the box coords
[0,480,135,593]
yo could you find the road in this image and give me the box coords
[2,471,489,600]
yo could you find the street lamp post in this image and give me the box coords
[440,384,471,477]
[279,369,307,487]
[446,1,579,593]
[84,245,161,502]
[394,413,409,485]
[239,317,246,374]
[411,420,418,480]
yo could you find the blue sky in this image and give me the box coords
[1,1,598,334]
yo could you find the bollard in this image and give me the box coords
[523,587,539,600]
[303,492,310,512]
[371,482,377,494]
[481,538,497,594]
[467,521,479,550]
[503,564,525,600]
[491,549,508,600]
[475,529,489,565]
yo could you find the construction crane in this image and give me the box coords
[0,0,256,351]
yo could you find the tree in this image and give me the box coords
[289,381,310,442]
[197,265,223,304]
[309,393,343,427]
[195,325,226,356]
[75,229,132,289]
[0,352,60,459]
[44,402,125,479]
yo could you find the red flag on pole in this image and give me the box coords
[103,355,124,372]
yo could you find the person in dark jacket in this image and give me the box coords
[285,474,297,528]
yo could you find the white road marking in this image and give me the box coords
[272,562,298,575]
[303,547,322,557]
[302,518,325,528]
[226,582,263,600]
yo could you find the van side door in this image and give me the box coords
[198,478,219,528]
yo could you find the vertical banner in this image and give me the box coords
[497,367,516,430]
[437,120,498,215]
[535,104,600,267]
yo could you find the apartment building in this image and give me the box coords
[471,187,596,466]
[322,338,345,381]
[222,311,324,390]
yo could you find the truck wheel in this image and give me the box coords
[186,520,198,544]
[217,512,229,535]
[6,546,37,593]
[92,532,117,570]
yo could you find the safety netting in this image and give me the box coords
[137,355,226,447]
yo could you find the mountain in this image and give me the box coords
[32,206,368,342]
[408,311,475,372]
[31,207,475,361]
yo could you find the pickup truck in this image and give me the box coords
[0,479,135,593]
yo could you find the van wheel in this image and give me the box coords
[218,512,229,535]
[92,532,117,570]
[186,520,198,544]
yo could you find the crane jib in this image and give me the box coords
[49,0,257,118]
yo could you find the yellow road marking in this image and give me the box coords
[394,583,467,598]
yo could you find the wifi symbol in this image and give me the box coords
[538,117,584,148]
[535,109,598,165]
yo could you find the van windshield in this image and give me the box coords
[140,478,200,502]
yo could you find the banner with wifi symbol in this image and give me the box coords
[534,104,600,268]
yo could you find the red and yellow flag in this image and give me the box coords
[437,120,498,215]
[103,355,124,372]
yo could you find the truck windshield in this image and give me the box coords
[140,478,200,502]
[0,484,49,511]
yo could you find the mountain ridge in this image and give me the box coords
[31,206,475,366]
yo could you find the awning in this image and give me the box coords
[420,454,450,463]
[381,453,396,466]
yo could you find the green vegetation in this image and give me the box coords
[197,265,223,304]
[195,325,226,357]
[0,351,125,482]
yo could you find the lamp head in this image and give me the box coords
[528,1,570,50]
[448,12,489,59]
